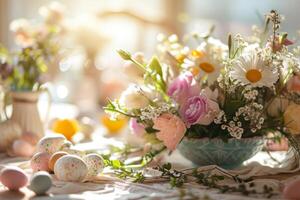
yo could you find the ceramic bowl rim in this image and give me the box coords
[181,136,264,142]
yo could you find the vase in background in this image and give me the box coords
[10,91,44,139]
[178,137,264,169]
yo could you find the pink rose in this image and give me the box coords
[153,113,186,150]
[129,118,146,137]
[167,72,200,104]
[180,95,220,127]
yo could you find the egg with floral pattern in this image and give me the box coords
[83,154,104,179]
[31,152,51,172]
[54,155,88,182]
[37,135,68,154]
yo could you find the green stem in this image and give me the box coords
[104,107,137,118]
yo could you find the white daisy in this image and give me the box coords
[182,38,227,85]
[230,53,279,87]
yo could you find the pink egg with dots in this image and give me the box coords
[31,152,51,172]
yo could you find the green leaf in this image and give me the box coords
[145,126,159,133]
[147,56,163,77]
[163,163,172,170]
[228,34,232,58]
[111,160,123,169]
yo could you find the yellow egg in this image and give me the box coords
[52,119,80,140]
[101,115,126,134]
[48,151,68,172]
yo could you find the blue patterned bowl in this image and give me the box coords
[178,137,264,169]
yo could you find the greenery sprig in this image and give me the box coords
[153,163,276,198]
[101,145,166,182]
[155,163,187,187]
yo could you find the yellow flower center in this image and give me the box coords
[176,54,186,63]
[190,66,201,76]
[245,69,262,83]
[199,62,215,73]
[191,50,205,58]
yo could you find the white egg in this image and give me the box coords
[37,135,68,154]
[83,154,104,179]
[29,171,52,195]
[54,155,88,182]
[63,148,86,157]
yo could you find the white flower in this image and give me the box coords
[9,19,34,47]
[230,53,279,87]
[119,84,160,110]
[201,87,218,101]
[9,18,31,33]
[39,1,65,25]
[182,38,227,84]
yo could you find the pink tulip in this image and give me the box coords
[180,95,208,128]
[167,71,200,104]
[129,118,146,137]
[180,95,220,127]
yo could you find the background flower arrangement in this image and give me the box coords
[105,10,300,157]
[0,3,63,92]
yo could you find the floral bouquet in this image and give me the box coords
[0,2,64,91]
[104,10,300,168]
[0,2,65,139]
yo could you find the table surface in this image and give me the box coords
[0,139,293,200]
[0,103,296,200]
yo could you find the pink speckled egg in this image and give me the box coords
[12,139,35,157]
[37,135,67,154]
[0,166,28,190]
[31,152,51,172]
[283,178,300,199]
[83,154,104,179]
[54,155,88,182]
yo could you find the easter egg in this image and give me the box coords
[54,155,88,182]
[48,151,68,172]
[12,139,35,157]
[31,152,51,172]
[63,148,86,157]
[37,135,67,154]
[0,167,28,190]
[29,171,52,195]
[52,119,80,140]
[283,178,300,199]
[83,154,104,179]
[101,115,126,134]
[21,132,40,145]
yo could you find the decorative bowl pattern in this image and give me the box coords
[178,137,264,169]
